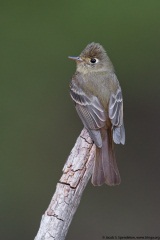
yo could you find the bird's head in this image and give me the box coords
[68,42,114,74]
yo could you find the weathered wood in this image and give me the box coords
[35,128,95,240]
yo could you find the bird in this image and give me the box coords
[68,42,125,186]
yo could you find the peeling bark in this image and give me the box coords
[34,128,95,240]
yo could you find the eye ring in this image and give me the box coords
[90,58,98,64]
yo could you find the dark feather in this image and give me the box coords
[92,128,121,186]
[70,81,106,148]
[109,87,125,144]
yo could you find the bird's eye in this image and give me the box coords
[90,58,98,64]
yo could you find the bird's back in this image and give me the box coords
[72,70,119,111]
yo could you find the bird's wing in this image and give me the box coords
[109,86,125,144]
[70,81,106,148]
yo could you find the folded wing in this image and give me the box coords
[70,81,106,148]
[109,87,125,144]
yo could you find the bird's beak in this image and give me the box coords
[68,56,83,62]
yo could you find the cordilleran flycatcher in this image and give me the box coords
[69,42,125,186]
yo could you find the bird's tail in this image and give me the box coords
[91,128,121,186]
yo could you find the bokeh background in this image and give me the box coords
[1,1,160,239]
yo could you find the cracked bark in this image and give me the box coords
[34,128,95,240]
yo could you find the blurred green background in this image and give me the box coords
[1,0,160,239]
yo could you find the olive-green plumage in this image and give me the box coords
[69,42,125,186]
